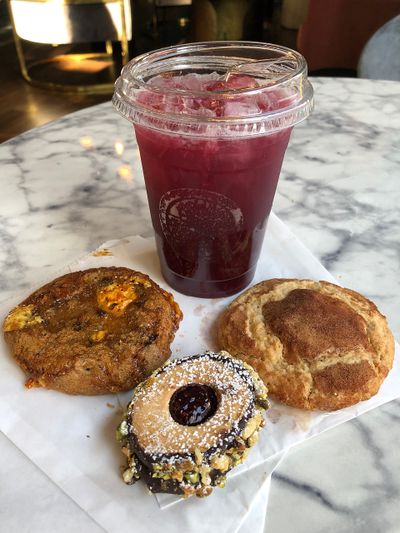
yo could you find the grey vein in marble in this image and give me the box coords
[0,77,400,533]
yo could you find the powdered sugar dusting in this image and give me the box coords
[127,352,256,460]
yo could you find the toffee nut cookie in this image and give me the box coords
[3,267,182,395]
[218,279,395,411]
[117,351,269,497]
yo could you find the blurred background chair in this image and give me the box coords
[297,0,400,76]
[191,0,265,41]
[280,0,308,30]
[153,0,191,46]
[358,15,400,80]
[7,0,132,92]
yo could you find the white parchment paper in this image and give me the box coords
[0,213,398,532]
[236,471,273,533]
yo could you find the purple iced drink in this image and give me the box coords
[113,43,313,297]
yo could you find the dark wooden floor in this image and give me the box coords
[0,31,110,143]
[0,6,297,144]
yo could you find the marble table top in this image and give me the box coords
[0,77,399,532]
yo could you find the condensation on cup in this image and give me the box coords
[113,42,313,298]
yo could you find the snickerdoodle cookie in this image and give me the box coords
[218,279,394,411]
[3,267,182,395]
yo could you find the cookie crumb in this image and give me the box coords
[92,249,113,256]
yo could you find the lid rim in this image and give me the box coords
[124,41,308,97]
[112,90,314,139]
[112,41,314,136]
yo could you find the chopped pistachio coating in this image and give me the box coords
[117,352,269,497]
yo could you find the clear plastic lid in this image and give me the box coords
[112,41,314,138]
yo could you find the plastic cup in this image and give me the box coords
[113,42,313,298]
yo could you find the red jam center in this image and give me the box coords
[169,384,218,426]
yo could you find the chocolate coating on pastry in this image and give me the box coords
[3,267,182,395]
[117,351,268,497]
[218,279,395,411]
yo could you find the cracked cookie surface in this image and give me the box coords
[218,279,394,411]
